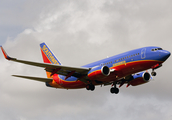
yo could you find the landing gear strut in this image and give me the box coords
[86,84,95,91]
[110,82,119,94]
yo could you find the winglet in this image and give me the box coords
[0,46,12,60]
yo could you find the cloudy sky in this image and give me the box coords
[0,0,172,120]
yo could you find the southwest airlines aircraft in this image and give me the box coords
[0,43,171,94]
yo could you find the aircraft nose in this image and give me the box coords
[161,50,171,61]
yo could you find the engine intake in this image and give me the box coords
[101,66,110,76]
[143,72,151,81]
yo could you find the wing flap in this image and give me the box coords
[12,75,53,82]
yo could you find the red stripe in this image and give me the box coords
[47,60,163,89]
[1,47,8,59]
[40,48,51,63]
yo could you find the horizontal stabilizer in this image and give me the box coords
[12,75,53,82]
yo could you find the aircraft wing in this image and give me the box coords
[1,46,90,80]
[12,75,53,82]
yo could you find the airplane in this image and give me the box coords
[0,43,171,94]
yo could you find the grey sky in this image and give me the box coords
[0,0,172,120]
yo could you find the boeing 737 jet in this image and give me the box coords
[0,43,171,94]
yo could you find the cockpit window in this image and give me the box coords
[158,48,163,50]
[151,48,163,51]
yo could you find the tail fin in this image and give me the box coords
[40,43,61,65]
[40,43,61,78]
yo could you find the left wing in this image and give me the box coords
[0,46,90,79]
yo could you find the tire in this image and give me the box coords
[114,88,119,94]
[151,71,156,76]
[110,87,115,94]
[86,84,90,90]
[110,87,119,94]
[90,84,95,91]
[86,84,95,91]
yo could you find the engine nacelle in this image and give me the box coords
[88,66,110,80]
[129,71,151,86]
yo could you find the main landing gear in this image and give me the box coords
[110,82,119,94]
[110,87,119,94]
[86,84,95,91]
[86,83,119,94]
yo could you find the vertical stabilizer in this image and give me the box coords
[40,43,61,78]
[40,43,61,65]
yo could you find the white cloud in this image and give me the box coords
[0,0,172,120]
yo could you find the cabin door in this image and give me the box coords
[141,48,146,59]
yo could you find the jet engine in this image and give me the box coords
[88,66,110,80]
[129,71,151,86]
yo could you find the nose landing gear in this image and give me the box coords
[151,71,156,76]
[151,69,157,76]
[151,64,162,76]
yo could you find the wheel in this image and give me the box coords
[86,84,90,90]
[86,84,95,91]
[110,87,115,94]
[90,84,95,91]
[151,71,156,76]
[114,88,119,94]
[110,87,119,94]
